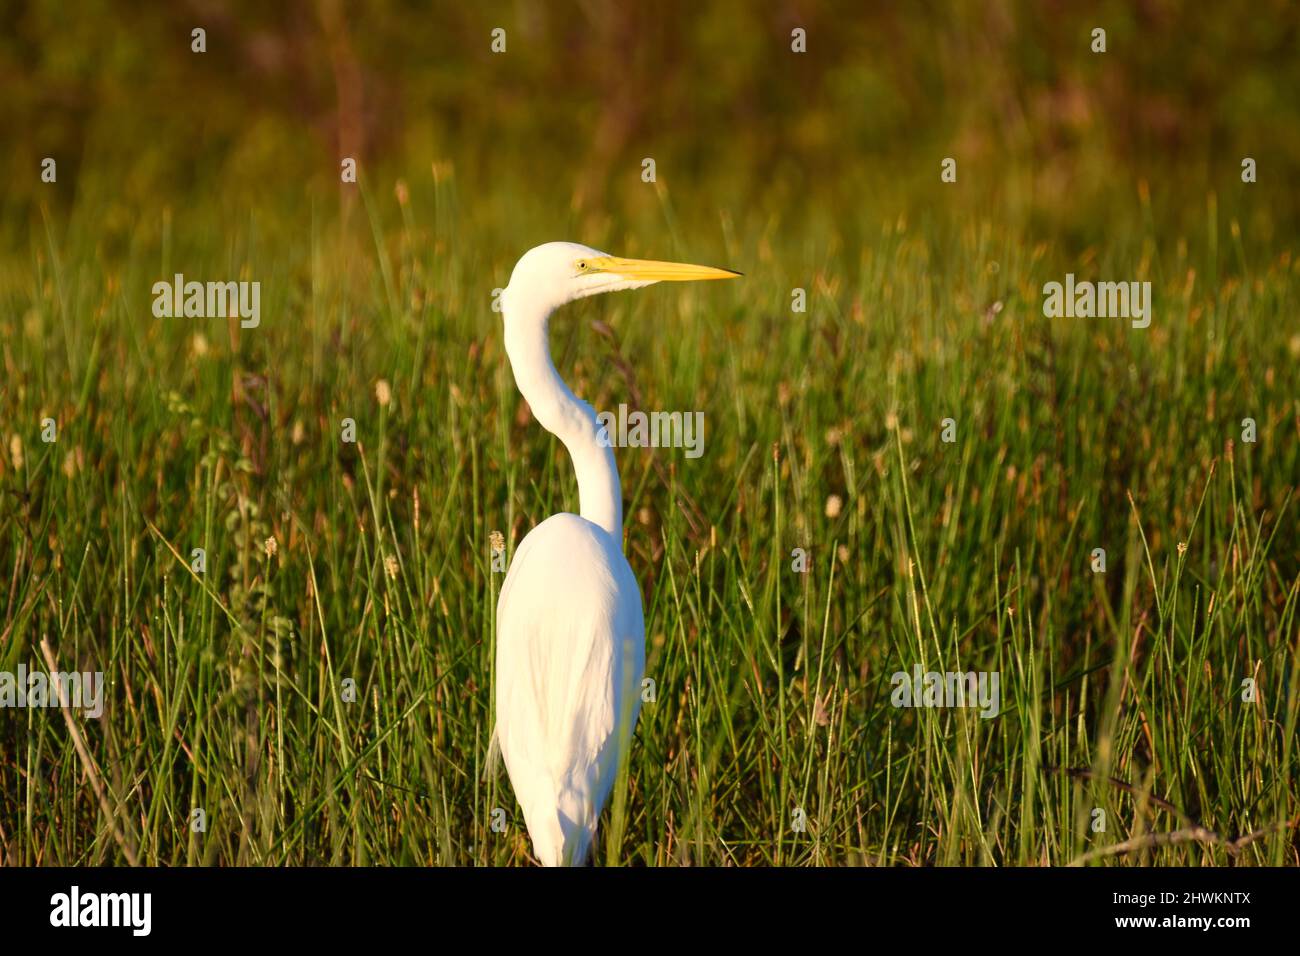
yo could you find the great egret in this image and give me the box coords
[494,241,740,865]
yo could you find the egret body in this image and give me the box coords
[495,241,739,865]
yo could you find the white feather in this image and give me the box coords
[495,513,644,865]
[492,241,735,865]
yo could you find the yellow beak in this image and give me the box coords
[590,256,742,282]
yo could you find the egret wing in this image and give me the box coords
[494,513,645,864]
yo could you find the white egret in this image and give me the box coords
[494,241,740,865]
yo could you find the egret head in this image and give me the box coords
[503,241,740,317]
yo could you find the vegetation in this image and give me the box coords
[1,1,1297,865]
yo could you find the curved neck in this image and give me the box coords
[503,298,623,541]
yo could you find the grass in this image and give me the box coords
[1,173,1297,867]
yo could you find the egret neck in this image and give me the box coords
[502,296,623,540]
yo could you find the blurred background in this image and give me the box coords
[3,0,1299,259]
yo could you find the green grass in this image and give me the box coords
[1,177,1297,866]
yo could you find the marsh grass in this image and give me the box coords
[1,176,1297,866]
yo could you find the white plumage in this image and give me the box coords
[493,241,738,865]
[496,513,644,865]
